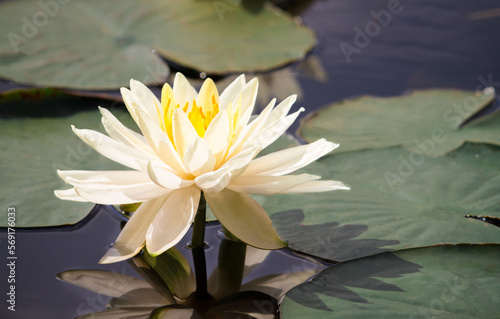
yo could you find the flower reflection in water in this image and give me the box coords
[58,223,324,318]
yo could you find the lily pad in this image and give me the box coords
[0,91,135,227]
[262,143,500,262]
[0,0,315,89]
[299,88,499,156]
[281,244,500,318]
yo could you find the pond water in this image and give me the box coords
[1,0,500,318]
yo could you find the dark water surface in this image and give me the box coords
[2,1,500,318]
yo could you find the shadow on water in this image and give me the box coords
[286,251,422,311]
[271,210,400,263]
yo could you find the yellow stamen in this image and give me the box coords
[158,78,240,146]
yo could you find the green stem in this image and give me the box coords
[191,192,208,296]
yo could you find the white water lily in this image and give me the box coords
[55,73,348,264]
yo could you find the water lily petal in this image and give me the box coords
[100,196,169,264]
[228,174,320,195]
[205,189,286,250]
[147,160,194,189]
[54,188,87,202]
[183,137,216,176]
[219,74,246,110]
[262,94,297,127]
[204,110,230,164]
[173,73,198,108]
[243,139,338,176]
[130,79,161,122]
[134,109,187,175]
[172,108,198,158]
[234,78,259,129]
[57,170,150,187]
[196,78,219,113]
[228,98,275,156]
[194,145,262,194]
[280,180,350,193]
[194,166,232,194]
[99,107,152,153]
[249,107,304,150]
[222,144,262,177]
[75,181,170,205]
[232,78,259,134]
[120,87,140,124]
[72,126,150,171]
[146,186,200,256]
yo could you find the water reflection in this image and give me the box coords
[56,212,324,318]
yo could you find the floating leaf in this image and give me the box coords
[0,91,135,227]
[0,0,315,89]
[300,88,499,156]
[281,244,500,318]
[261,144,500,261]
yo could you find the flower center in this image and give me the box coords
[161,97,219,139]
[157,79,241,146]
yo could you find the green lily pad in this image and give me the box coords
[262,143,500,262]
[300,88,499,156]
[0,0,315,89]
[0,90,135,227]
[281,244,500,318]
